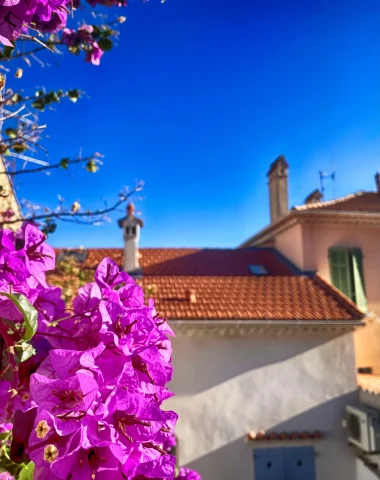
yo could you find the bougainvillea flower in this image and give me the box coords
[95,257,131,290]
[30,370,99,416]
[0,225,177,480]
[18,224,56,275]
[0,252,29,283]
[123,453,176,480]
[176,467,202,480]
[0,471,15,479]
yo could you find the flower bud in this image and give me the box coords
[117,16,126,23]
[15,68,23,79]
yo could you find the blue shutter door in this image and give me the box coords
[253,448,285,480]
[284,446,316,480]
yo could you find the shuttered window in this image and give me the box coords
[328,247,367,312]
[253,447,316,480]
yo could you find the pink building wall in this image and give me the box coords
[275,223,304,268]
[274,222,380,373]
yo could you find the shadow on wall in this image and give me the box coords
[170,332,347,395]
[184,392,359,480]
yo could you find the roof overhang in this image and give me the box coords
[239,210,380,248]
[169,318,364,337]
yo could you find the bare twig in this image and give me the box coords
[0,182,144,226]
[0,155,97,176]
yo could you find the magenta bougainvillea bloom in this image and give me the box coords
[85,42,104,66]
[176,467,202,480]
[0,226,177,479]
[0,472,15,479]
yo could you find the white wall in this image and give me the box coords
[356,459,379,480]
[165,330,359,480]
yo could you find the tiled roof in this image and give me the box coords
[55,247,295,276]
[357,374,380,395]
[293,192,380,213]
[50,248,364,322]
[246,431,322,442]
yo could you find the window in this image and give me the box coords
[328,247,367,311]
[125,226,130,235]
[132,226,136,235]
[253,447,316,480]
[249,265,269,276]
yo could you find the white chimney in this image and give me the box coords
[118,203,144,273]
[267,155,289,224]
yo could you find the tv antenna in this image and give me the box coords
[319,171,336,200]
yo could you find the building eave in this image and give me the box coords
[239,210,380,248]
[169,318,364,337]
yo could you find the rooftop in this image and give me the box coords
[357,374,380,396]
[293,191,380,214]
[49,247,364,323]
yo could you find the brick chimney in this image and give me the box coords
[304,188,322,205]
[375,172,380,194]
[118,203,144,274]
[267,155,289,223]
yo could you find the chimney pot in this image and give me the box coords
[304,188,322,205]
[127,203,135,216]
[375,172,380,193]
[118,204,143,274]
[267,155,289,223]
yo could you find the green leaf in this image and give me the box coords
[68,46,80,56]
[0,293,37,342]
[86,160,98,173]
[44,91,60,105]
[101,28,114,38]
[11,93,22,103]
[91,25,101,39]
[41,220,57,236]
[12,143,27,153]
[68,89,80,103]
[3,43,15,59]
[32,99,45,111]
[18,462,35,480]
[60,158,69,169]
[98,38,113,52]
[5,128,17,139]
[19,342,36,362]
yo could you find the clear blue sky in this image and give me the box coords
[13,0,380,248]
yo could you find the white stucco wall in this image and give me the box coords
[356,459,379,480]
[165,329,359,480]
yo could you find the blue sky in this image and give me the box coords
[12,0,380,248]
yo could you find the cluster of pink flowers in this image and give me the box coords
[0,224,177,479]
[0,0,71,47]
[0,0,126,48]
[61,25,103,66]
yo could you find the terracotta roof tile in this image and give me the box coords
[55,247,294,276]
[49,247,364,322]
[246,431,322,442]
[294,191,380,213]
[357,374,380,395]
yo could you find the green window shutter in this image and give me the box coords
[351,248,368,312]
[328,248,354,300]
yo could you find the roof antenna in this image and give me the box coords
[319,171,336,200]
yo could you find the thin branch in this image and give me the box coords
[0,155,95,176]
[0,184,143,226]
